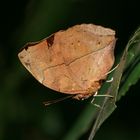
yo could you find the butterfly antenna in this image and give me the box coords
[43,95,75,106]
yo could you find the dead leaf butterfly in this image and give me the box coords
[18,24,116,100]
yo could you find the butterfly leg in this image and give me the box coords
[106,77,114,83]
[93,103,102,108]
[91,91,98,103]
[91,91,113,108]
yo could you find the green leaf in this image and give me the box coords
[118,26,140,100]
[88,26,140,139]
[88,43,128,139]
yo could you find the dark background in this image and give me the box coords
[1,0,140,140]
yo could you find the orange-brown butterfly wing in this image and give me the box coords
[18,24,116,98]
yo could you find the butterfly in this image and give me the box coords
[18,24,116,102]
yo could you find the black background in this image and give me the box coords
[1,0,140,140]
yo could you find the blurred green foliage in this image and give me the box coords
[1,0,140,140]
